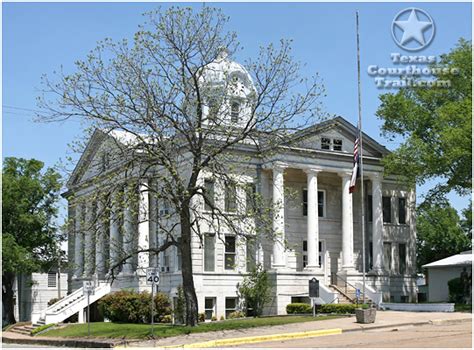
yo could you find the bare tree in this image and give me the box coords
[38,6,325,326]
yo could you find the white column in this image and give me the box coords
[73,203,84,279]
[339,172,354,271]
[370,173,383,273]
[272,162,287,269]
[137,180,150,276]
[109,190,121,276]
[83,200,96,277]
[95,196,107,279]
[121,185,134,276]
[304,168,321,269]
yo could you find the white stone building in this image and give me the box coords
[34,54,417,324]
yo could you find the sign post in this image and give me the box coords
[147,268,160,338]
[83,280,95,337]
[309,278,320,317]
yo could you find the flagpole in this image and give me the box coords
[356,11,366,304]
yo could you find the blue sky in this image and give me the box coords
[3,2,471,218]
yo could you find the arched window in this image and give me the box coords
[231,101,240,123]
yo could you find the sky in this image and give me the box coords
[3,2,472,221]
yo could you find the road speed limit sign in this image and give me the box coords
[146,268,160,285]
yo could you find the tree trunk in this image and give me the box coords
[3,272,17,325]
[180,205,199,326]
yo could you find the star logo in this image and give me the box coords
[391,8,435,51]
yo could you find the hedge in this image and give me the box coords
[99,290,171,323]
[286,303,312,314]
[287,303,367,314]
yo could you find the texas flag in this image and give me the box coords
[349,131,360,193]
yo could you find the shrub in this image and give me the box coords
[47,297,63,307]
[286,303,312,314]
[239,264,272,317]
[220,315,224,321]
[198,313,206,322]
[99,290,171,323]
[228,311,245,319]
[211,316,217,321]
[319,304,360,314]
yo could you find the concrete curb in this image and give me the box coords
[2,332,119,348]
[164,328,343,348]
[164,317,473,348]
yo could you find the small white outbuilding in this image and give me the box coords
[422,250,472,302]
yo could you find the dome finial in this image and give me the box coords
[216,46,229,61]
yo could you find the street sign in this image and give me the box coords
[146,268,160,286]
[309,278,319,298]
[83,280,95,295]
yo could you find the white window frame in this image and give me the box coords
[203,233,216,272]
[320,137,343,151]
[224,235,237,270]
[204,297,217,320]
[225,297,238,318]
[47,271,57,288]
[302,188,326,218]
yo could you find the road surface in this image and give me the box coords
[237,321,472,348]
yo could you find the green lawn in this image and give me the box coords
[40,315,343,339]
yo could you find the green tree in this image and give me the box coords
[416,199,471,270]
[2,157,62,325]
[238,264,271,317]
[376,39,472,198]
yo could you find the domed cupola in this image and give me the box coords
[199,48,257,127]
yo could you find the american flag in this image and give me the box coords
[349,129,360,193]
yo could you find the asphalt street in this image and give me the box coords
[237,321,472,348]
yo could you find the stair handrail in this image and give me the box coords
[41,286,84,318]
[45,281,111,316]
[332,273,358,297]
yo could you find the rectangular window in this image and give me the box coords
[399,243,407,274]
[208,98,219,121]
[204,234,215,272]
[204,180,215,211]
[318,241,323,267]
[225,182,237,213]
[225,236,236,270]
[159,199,171,217]
[246,183,256,214]
[47,272,57,288]
[321,137,331,150]
[303,240,307,268]
[382,196,392,223]
[400,295,409,303]
[303,190,324,217]
[333,139,343,151]
[367,195,373,222]
[369,242,373,270]
[164,254,170,271]
[205,297,216,320]
[225,297,238,318]
[177,237,182,271]
[398,198,406,224]
[383,242,392,272]
[246,237,256,272]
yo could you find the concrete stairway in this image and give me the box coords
[329,285,372,304]
[9,324,35,336]
[30,280,111,331]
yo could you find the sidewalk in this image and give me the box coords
[2,311,471,348]
[128,311,472,348]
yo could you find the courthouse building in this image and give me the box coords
[33,53,417,324]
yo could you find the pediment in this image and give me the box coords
[287,116,389,158]
[67,130,127,188]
